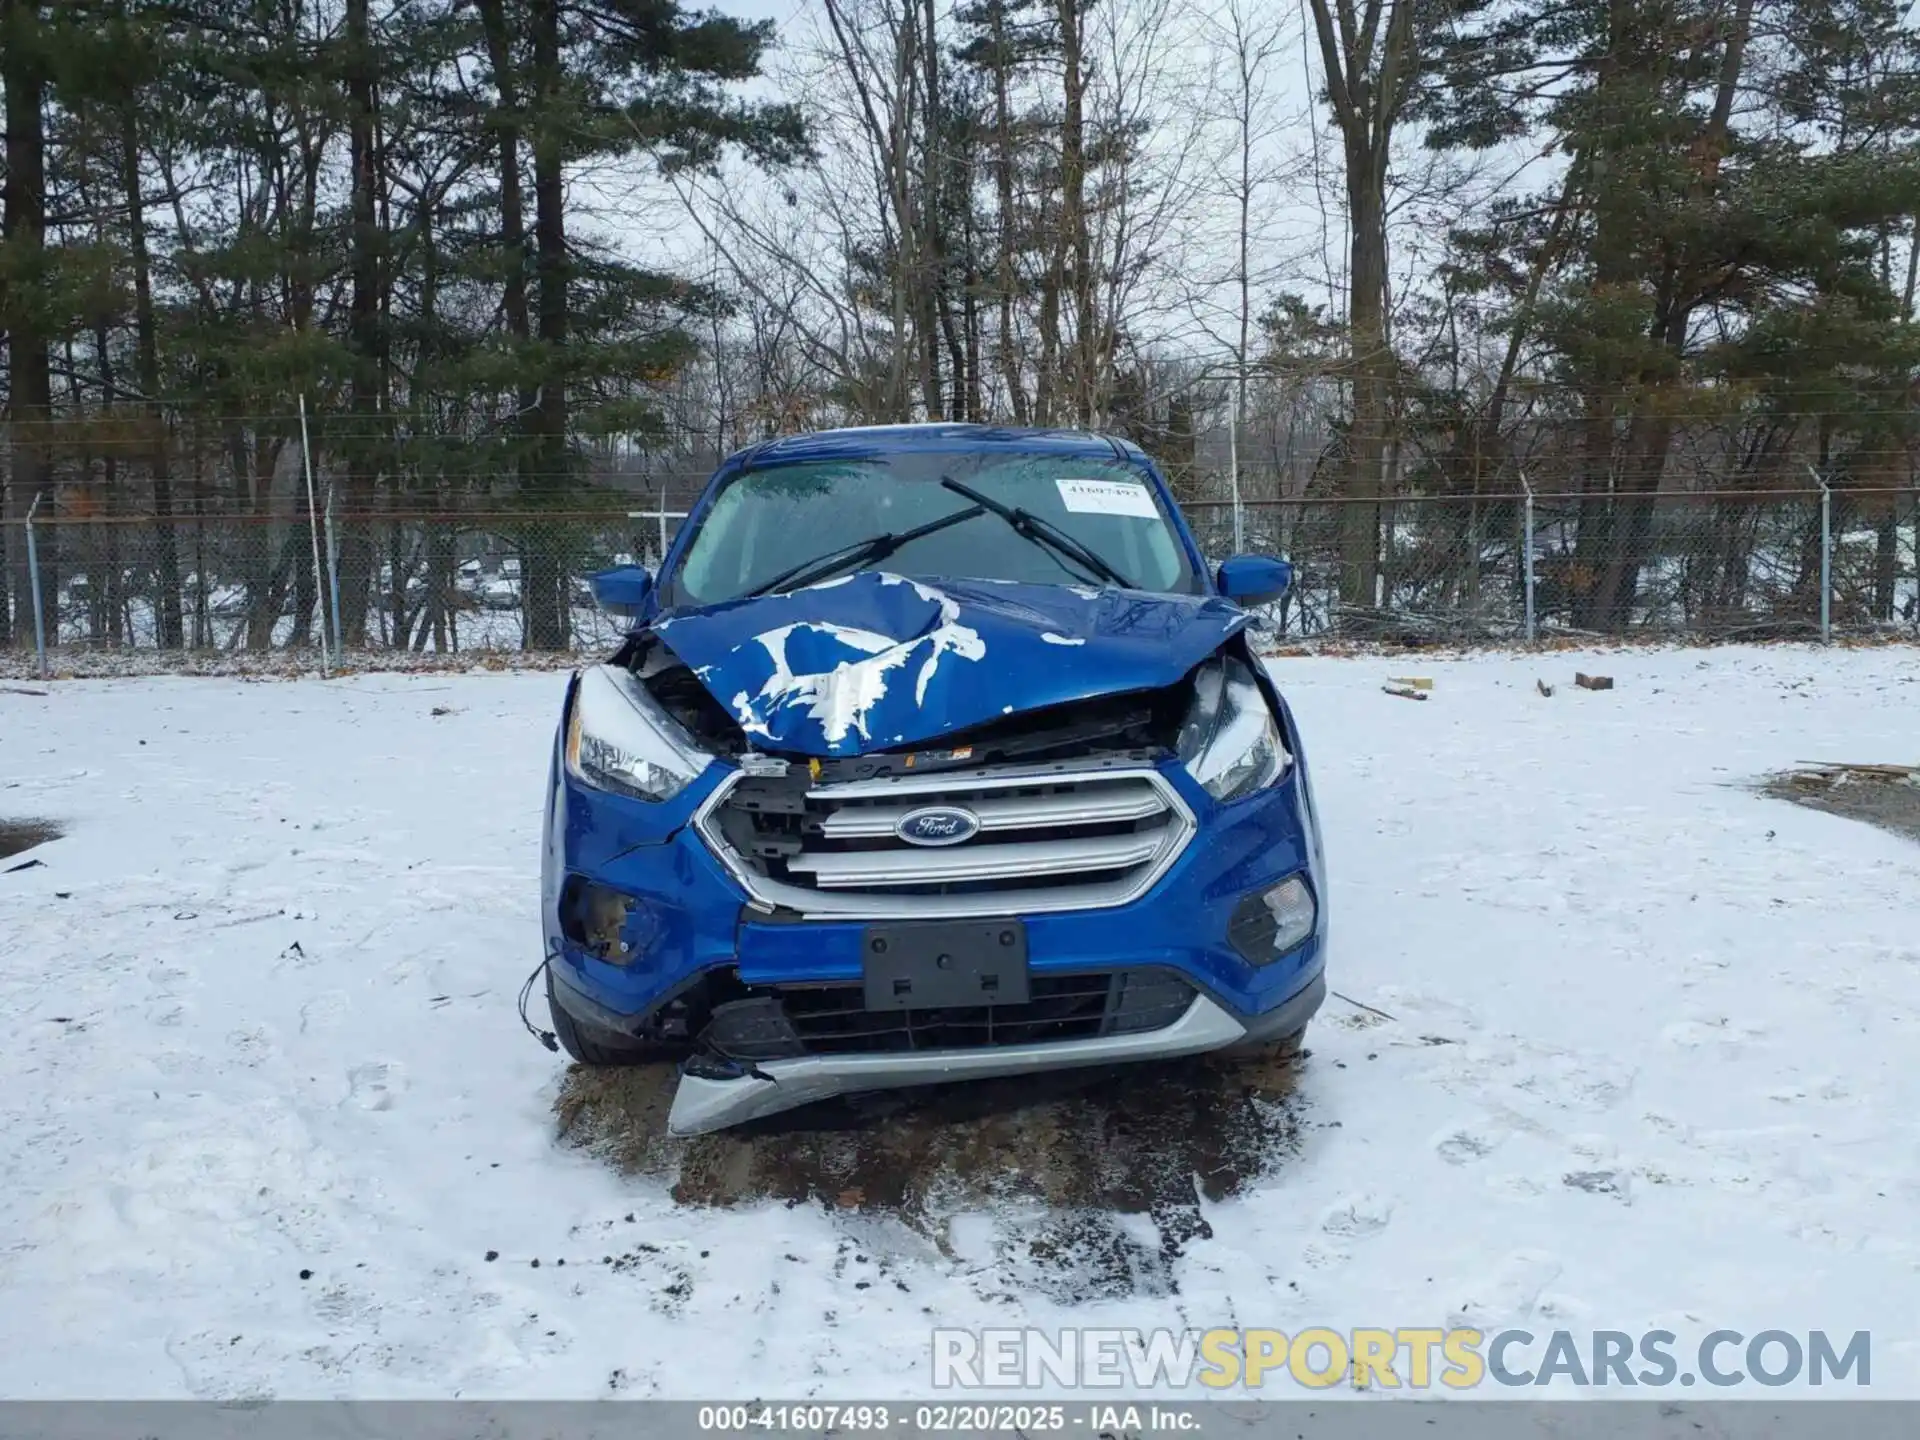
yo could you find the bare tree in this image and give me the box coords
[683,0,1221,438]
[1184,0,1304,529]
[1082,0,1213,419]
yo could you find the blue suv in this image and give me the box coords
[539,425,1327,1134]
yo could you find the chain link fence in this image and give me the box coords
[0,506,681,663]
[2,490,1917,670]
[1185,489,1920,644]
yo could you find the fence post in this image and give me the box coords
[24,492,48,680]
[1809,465,1831,645]
[1521,471,1536,645]
[298,394,330,676]
[626,508,667,568]
[1228,401,1244,554]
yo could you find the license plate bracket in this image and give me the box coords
[860,919,1030,1011]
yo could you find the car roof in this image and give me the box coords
[731,423,1151,469]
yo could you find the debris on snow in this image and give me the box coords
[1763,761,1920,847]
[1331,989,1399,1023]
[0,820,63,862]
[1575,672,1615,690]
[1562,1170,1631,1202]
[1787,761,1917,784]
[1382,685,1428,701]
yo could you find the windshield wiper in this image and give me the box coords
[938,476,1135,590]
[743,503,986,598]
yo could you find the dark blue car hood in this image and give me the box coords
[649,571,1247,757]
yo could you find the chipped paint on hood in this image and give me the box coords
[650,571,1249,757]
[708,575,987,747]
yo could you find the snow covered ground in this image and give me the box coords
[2,646,1918,1399]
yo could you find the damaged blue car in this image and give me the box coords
[537,425,1327,1134]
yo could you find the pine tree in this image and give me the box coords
[475,0,804,647]
[1428,0,1920,628]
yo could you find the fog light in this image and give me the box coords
[561,878,651,965]
[1227,876,1317,965]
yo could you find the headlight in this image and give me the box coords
[564,664,711,803]
[1177,656,1291,803]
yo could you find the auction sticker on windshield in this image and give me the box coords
[1055,477,1159,517]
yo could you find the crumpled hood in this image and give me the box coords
[650,571,1247,757]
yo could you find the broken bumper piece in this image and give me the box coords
[664,992,1249,1135]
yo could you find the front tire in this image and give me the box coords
[1269,1024,1307,1059]
[546,969,662,1066]
[1227,1021,1308,1059]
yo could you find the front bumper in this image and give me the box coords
[665,975,1325,1134]
[542,724,1329,1130]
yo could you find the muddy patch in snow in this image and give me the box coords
[0,818,63,861]
[556,1048,1304,1289]
[1761,766,1920,846]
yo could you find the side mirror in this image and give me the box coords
[1217,555,1293,607]
[590,564,653,615]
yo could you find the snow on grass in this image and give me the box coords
[0,646,1917,1398]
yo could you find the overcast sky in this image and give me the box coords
[580,0,1553,370]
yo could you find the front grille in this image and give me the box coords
[697,761,1194,919]
[705,969,1197,1058]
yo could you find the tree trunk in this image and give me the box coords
[476,0,553,647]
[238,429,280,650]
[524,0,573,650]
[1872,504,1897,621]
[477,0,535,387]
[1306,0,1413,612]
[1233,60,1252,542]
[427,517,457,652]
[1588,414,1676,627]
[961,230,983,423]
[289,488,318,646]
[3,0,51,650]
[89,323,127,646]
[339,0,382,648]
[121,83,185,649]
[1057,0,1092,425]
[1340,164,1388,607]
[987,5,1028,425]
[919,0,967,419]
[1710,495,1757,620]
[1035,213,1061,425]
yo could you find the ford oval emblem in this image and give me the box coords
[895,805,981,847]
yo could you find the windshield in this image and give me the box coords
[667,451,1200,605]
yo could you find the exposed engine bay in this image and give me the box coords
[611,625,1216,778]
